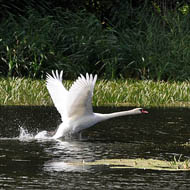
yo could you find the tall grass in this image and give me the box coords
[0,9,116,79]
[110,2,190,80]
[0,78,48,105]
[0,3,190,80]
[1,78,190,107]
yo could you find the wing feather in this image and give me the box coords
[46,70,97,121]
[67,73,97,118]
[46,70,68,120]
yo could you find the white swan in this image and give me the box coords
[44,70,148,139]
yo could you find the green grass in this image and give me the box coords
[1,78,190,107]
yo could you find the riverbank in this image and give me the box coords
[1,78,190,107]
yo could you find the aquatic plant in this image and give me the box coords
[1,78,190,107]
[67,158,190,171]
[170,155,190,170]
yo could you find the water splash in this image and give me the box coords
[18,126,34,141]
[17,127,81,141]
[34,130,49,139]
[19,127,53,141]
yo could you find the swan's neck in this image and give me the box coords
[95,109,141,122]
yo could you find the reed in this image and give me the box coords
[1,78,190,107]
[1,4,190,80]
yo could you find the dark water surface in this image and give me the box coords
[0,106,190,189]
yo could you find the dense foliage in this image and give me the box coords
[0,0,190,80]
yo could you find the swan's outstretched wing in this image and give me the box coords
[46,70,68,120]
[67,73,97,118]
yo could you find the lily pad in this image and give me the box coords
[68,158,190,171]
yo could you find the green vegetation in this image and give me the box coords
[1,78,190,107]
[1,1,190,106]
[68,158,190,171]
[0,1,190,80]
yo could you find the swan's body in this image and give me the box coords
[41,70,148,139]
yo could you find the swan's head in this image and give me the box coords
[133,108,148,114]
